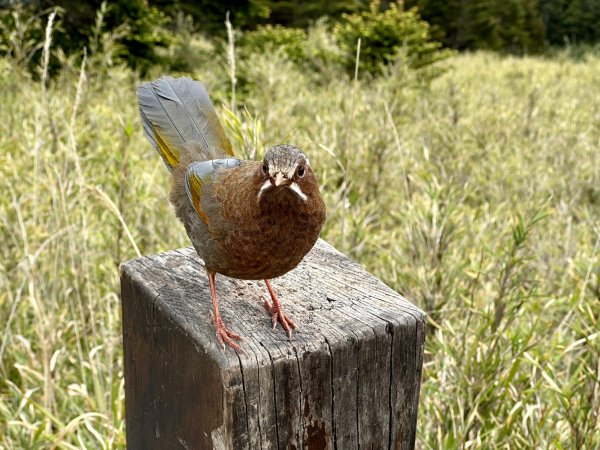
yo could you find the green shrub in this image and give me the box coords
[161,12,217,74]
[0,4,49,72]
[333,2,452,77]
[303,18,346,82]
[1,1,172,74]
[239,24,307,64]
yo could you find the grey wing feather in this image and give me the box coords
[171,77,233,155]
[185,158,241,207]
[137,76,233,171]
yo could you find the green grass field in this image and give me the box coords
[1,37,599,448]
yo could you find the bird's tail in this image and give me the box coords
[137,76,233,171]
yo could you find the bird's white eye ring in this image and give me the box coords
[297,165,305,178]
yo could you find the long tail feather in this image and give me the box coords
[137,76,233,171]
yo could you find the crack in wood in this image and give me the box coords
[260,341,281,450]
[387,324,394,450]
[236,352,250,445]
[324,337,337,450]
[292,346,305,450]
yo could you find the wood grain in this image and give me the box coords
[121,239,426,450]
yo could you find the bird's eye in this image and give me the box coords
[297,165,305,178]
[262,163,268,175]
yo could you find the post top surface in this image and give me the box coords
[121,239,425,370]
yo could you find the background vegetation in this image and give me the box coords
[1,1,600,449]
[5,0,600,72]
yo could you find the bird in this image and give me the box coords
[137,76,326,351]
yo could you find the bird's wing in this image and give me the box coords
[185,158,241,224]
[137,76,234,171]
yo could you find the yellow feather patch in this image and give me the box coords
[216,126,234,156]
[198,105,234,156]
[222,138,234,156]
[187,173,209,224]
[152,124,180,168]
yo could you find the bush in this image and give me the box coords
[238,21,346,82]
[1,1,172,74]
[0,4,50,72]
[333,2,452,77]
[161,12,217,74]
[239,24,306,64]
[302,18,346,81]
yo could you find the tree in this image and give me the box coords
[406,0,546,52]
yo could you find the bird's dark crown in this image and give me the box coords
[263,144,308,172]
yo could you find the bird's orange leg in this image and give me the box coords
[208,271,243,351]
[262,279,297,339]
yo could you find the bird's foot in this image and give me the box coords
[262,297,297,339]
[211,312,243,351]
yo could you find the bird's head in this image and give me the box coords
[257,144,315,203]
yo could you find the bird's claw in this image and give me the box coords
[211,312,244,352]
[262,297,297,340]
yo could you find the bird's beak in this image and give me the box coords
[274,172,290,186]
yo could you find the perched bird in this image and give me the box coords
[137,77,326,351]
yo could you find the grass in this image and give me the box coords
[1,22,600,449]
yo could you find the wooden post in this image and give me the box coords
[120,239,426,450]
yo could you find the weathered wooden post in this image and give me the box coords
[120,239,426,449]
